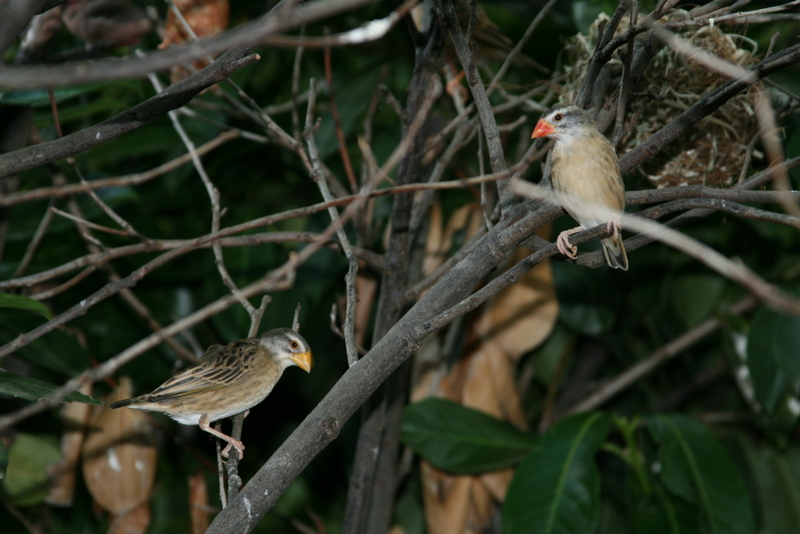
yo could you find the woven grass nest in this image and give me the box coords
[558,11,761,188]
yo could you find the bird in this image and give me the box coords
[411,0,546,96]
[109,328,313,458]
[449,0,544,70]
[63,0,153,48]
[531,105,629,270]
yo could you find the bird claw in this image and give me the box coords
[221,439,245,459]
[606,218,621,239]
[556,230,579,260]
[557,227,585,260]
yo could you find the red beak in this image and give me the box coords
[531,119,555,139]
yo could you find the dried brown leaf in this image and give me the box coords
[463,344,526,429]
[476,243,558,361]
[108,500,150,534]
[354,272,378,349]
[160,0,229,84]
[188,472,209,534]
[81,377,157,515]
[423,202,483,278]
[46,384,92,506]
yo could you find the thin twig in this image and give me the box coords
[486,0,558,97]
[437,0,514,214]
[323,32,357,192]
[12,199,55,278]
[567,295,758,414]
[0,130,240,208]
[303,78,359,366]
[512,180,800,315]
[141,55,257,317]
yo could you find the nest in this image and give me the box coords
[558,12,761,188]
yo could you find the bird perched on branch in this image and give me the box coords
[532,105,629,270]
[63,0,153,47]
[412,0,546,95]
[110,328,313,458]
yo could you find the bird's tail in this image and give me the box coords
[601,235,628,271]
[109,397,139,409]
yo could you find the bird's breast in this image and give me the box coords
[550,135,625,226]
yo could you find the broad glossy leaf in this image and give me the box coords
[0,370,101,405]
[631,480,701,534]
[747,306,800,413]
[0,84,102,106]
[553,262,618,335]
[1,433,61,506]
[738,438,800,534]
[647,414,755,534]
[503,411,612,534]
[0,315,88,376]
[670,274,725,328]
[0,440,7,479]
[401,398,535,473]
[0,292,52,320]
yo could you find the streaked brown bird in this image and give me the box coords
[532,105,629,270]
[109,328,313,458]
[411,0,546,95]
[63,0,152,47]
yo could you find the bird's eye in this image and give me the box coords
[290,341,299,349]
[553,113,563,121]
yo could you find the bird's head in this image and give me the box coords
[260,328,313,373]
[531,105,595,141]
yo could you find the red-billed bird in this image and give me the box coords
[532,105,629,270]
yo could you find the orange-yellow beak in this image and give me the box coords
[291,350,313,373]
[532,119,555,139]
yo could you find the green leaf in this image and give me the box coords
[0,292,52,320]
[0,84,102,106]
[401,398,535,473]
[0,440,7,480]
[670,274,725,328]
[632,487,701,534]
[738,438,800,534]
[647,414,755,534]
[553,262,618,335]
[746,306,800,413]
[1,433,61,506]
[0,316,89,375]
[503,412,612,534]
[0,370,101,405]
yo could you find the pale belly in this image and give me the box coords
[551,136,624,228]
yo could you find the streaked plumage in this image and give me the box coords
[63,0,152,47]
[532,105,629,270]
[411,0,546,96]
[109,328,313,458]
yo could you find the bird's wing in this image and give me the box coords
[147,339,260,400]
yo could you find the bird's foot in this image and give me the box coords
[200,414,246,459]
[606,217,621,239]
[556,228,582,260]
[220,438,245,459]
[446,73,468,100]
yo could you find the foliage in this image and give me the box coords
[0,1,799,534]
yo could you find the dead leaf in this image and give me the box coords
[47,384,93,506]
[478,467,514,502]
[108,500,150,534]
[355,271,378,349]
[414,209,557,534]
[160,0,229,84]
[462,344,526,429]
[421,461,494,534]
[188,472,209,534]
[476,240,558,361]
[63,0,152,47]
[82,377,157,515]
